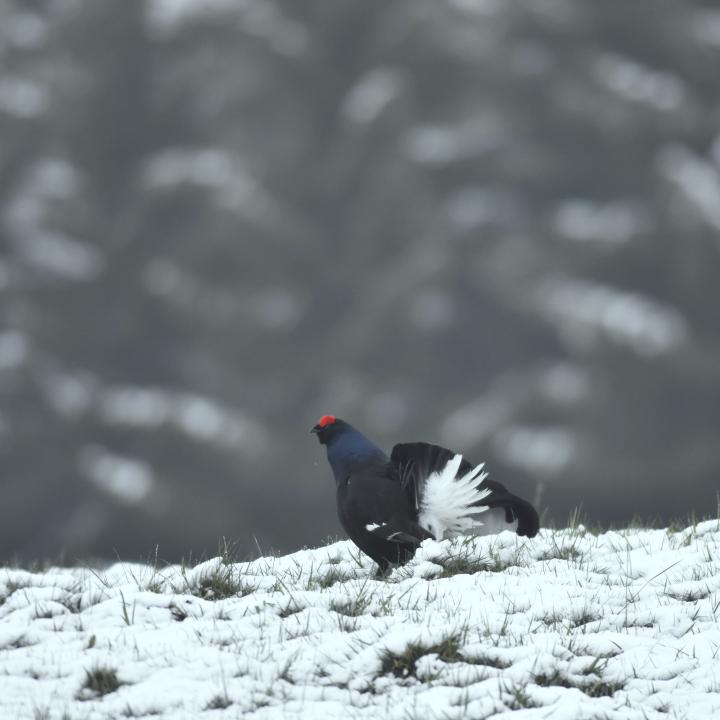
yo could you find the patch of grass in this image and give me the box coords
[437,536,529,577]
[335,615,357,632]
[61,593,83,614]
[206,694,231,710]
[277,656,296,684]
[119,592,135,625]
[5,634,33,649]
[571,607,599,628]
[5,579,26,595]
[533,669,624,698]
[665,587,710,602]
[379,634,462,678]
[583,678,624,697]
[174,538,258,600]
[580,647,621,660]
[169,602,188,621]
[193,566,253,600]
[315,567,347,589]
[278,602,304,618]
[460,653,511,669]
[374,595,396,617]
[539,610,565,627]
[33,604,56,620]
[437,555,493,578]
[504,684,540,710]
[122,705,161,717]
[580,657,608,676]
[144,578,164,594]
[537,545,584,562]
[330,595,371,617]
[536,526,585,564]
[80,666,121,698]
[330,595,367,631]
[533,669,574,689]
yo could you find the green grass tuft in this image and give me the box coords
[380,634,462,678]
[191,566,253,601]
[206,694,231,710]
[330,595,371,617]
[504,684,540,710]
[461,653,512,669]
[437,555,494,578]
[81,666,121,698]
[533,668,624,697]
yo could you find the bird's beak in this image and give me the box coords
[310,425,321,434]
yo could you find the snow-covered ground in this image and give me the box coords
[1,522,719,719]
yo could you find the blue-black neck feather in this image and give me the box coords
[325,423,388,485]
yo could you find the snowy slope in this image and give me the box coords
[1,522,719,719]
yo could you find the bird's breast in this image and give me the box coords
[336,472,413,534]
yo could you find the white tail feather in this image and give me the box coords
[418,454,491,540]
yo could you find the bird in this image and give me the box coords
[311,414,539,575]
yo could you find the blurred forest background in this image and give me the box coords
[1,0,719,564]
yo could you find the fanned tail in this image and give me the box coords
[418,454,492,540]
[390,441,540,540]
[474,478,540,538]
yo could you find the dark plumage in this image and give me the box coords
[311,415,539,575]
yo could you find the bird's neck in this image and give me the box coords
[326,430,388,485]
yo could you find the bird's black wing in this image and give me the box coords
[389,441,460,512]
[390,441,539,538]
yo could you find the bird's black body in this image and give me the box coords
[312,416,539,574]
[335,462,433,569]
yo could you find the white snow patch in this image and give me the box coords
[343,68,403,124]
[691,10,720,47]
[98,386,267,455]
[658,146,720,232]
[146,0,307,54]
[538,277,688,355]
[538,362,590,405]
[441,386,522,448]
[449,0,502,15]
[554,199,649,244]
[1,523,720,718]
[143,148,248,194]
[41,370,95,418]
[0,331,28,370]
[142,148,281,224]
[0,76,48,118]
[446,186,524,230]
[364,392,409,434]
[594,54,685,112]
[404,117,503,165]
[408,289,455,330]
[146,0,242,32]
[6,159,81,232]
[14,232,103,281]
[494,425,576,477]
[251,286,302,329]
[79,447,155,505]
[4,159,101,281]
[5,13,48,50]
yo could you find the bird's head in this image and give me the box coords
[311,414,388,483]
[310,415,345,445]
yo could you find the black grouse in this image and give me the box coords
[312,415,539,575]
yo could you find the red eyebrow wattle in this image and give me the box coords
[318,415,336,427]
